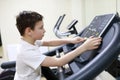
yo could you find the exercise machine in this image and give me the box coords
[62,13,120,80]
[52,13,120,80]
[53,14,78,38]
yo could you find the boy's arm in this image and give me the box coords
[41,37,102,67]
[42,37,85,46]
[41,45,86,67]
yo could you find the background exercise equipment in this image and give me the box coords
[53,14,78,38]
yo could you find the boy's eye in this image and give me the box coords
[39,26,44,29]
[41,27,43,29]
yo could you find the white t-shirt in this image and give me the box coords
[14,39,46,80]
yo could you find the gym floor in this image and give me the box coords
[41,77,46,80]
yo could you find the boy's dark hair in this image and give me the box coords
[16,11,43,36]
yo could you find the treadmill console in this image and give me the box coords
[80,14,117,37]
[63,13,119,73]
[75,13,118,62]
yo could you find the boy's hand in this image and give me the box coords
[81,36,102,51]
[70,37,86,44]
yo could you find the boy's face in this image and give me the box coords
[30,21,45,40]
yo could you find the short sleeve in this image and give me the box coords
[23,50,46,70]
[34,40,43,47]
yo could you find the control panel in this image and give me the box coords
[81,14,116,38]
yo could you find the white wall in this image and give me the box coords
[71,0,86,32]
[84,0,118,25]
[0,0,73,60]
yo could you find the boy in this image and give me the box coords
[14,11,102,80]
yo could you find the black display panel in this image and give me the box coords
[80,14,116,37]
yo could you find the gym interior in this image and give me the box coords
[0,0,120,80]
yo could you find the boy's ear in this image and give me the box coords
[25,27,32,35]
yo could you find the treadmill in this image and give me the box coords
[62,13,120,80]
